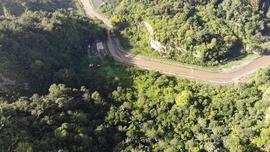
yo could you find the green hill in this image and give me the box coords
[100,0,270,65]
[0,0,75,16]
[0,1,106,94]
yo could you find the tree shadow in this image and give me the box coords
[262,26,270,36]
[0,11,106,96]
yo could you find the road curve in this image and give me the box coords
[80,0,270,84]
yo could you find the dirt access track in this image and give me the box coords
[80,0,270,84]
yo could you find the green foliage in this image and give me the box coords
[0,0,269,151]
[1,65,270,151]
[0,10,106,93]
[0,0,76,16]
[100,0,270,66]
[175,90,193,107]
[253,127,270,151]
[0,84,118,152]
[103,67,270,151]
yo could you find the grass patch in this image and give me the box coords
[97,63,130,79]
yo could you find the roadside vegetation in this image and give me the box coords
[1,64,270,151]
[100,0,270,66]
[0,0,269,151]
[0,1,106,94]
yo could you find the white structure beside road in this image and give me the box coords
[151,40,166,53]
[96,42,104,51]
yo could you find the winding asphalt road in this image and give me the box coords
[80,0,270,84]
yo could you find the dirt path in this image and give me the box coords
[80,0,270,84]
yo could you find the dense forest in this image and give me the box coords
[0,0,269,151]
[1,66,270,151]
[0,0,75,16]
[100,0,270,65]
[0,3,106,94]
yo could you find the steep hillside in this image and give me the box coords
[0,66,270,151]
[0,0,75,16]
[0,0,269,151]
[100,0,270,65]
[0,11,106,94]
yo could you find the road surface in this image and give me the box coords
[80,0,270,84]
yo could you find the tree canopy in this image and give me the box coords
[100,0,270,65]
[0,10,106,94]
[1,66,270,151]
[0,0,75,16]
[0,0,269,151]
